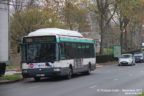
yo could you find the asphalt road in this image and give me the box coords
[1,63,144,96]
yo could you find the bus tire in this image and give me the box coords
[34,77,41,81]
[85,64,91,75]
[0,63,6,77]
[66,67,72,79]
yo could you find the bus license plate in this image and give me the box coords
[36,74,45,77]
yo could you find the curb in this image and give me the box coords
[0,78,24,85]
[96,64,103,68]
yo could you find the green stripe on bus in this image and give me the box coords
[56,38,60,42]
[59,38,94,43]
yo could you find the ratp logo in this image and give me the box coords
[30,63,34,69]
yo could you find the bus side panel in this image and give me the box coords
[53,60,74,75]
[54,58,96,74]
[83,58,96,71]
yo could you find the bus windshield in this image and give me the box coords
[22,43,56,63]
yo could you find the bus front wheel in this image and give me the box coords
[34,77,41,81]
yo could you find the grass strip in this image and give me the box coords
[2,74,22,81]
[7,65,20,69]
[139,93,144,96]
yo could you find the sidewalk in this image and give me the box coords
[5,71,21,75]
[5,67,21,75]
[0,67,22,84]
[96,64,103,68]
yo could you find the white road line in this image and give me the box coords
[140,70,144,73]
[90,85,97,89]
[114,79,118,81]
[29,86,40,89]
[118,69,122,70]
[107,71,111,72]
[129,74,133,76]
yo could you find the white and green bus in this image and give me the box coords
[21,28,96,80]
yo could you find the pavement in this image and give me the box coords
[96,64,103,68]
[5,71,21,76]
[0,63,144,96]
[0,67,22,84]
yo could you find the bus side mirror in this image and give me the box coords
[17,44,21,53]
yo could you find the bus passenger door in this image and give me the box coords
[74,43,84,70]
[74,58,83,69]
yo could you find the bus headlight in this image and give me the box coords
[23,70,28,73]
[22,63,29,69]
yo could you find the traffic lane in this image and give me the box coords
[0,64,140,96]
[0,74,99,96]
[90,63,144,96]
[0,63,144,96]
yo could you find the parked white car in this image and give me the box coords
[118,54,135,66]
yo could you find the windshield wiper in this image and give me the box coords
[26,54,55,63]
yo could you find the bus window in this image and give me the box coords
[60,43,66,60]
[81,43,85,58]
[65,43,73,59]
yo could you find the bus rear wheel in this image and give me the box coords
[84,65,91,75]
[66,68,72,79]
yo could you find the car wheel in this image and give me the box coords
[86,65,91,75]
[133,63,136,66]
[133,61,136,66]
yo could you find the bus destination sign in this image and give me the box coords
[24,36,56,43]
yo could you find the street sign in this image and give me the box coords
[113,46,121,58]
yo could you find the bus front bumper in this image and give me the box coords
[22,68,69,78]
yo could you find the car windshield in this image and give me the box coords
[21,43,56,63]
[121,54,131,58]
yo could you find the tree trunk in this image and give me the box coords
[124,28,128,51]
[99,14,105,55]
[120,29,123,53]
[100,29,104,55]
[130,29,133,51]
[69,23,73,30]
[138,25,142,49]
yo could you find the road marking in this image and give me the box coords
[90,85,97,89]
[118,69,122,71]
[114,79,118,81]
[29,86,40,89]
[129,74,133,77]
[140,70,144,73]
[107,71,111,72]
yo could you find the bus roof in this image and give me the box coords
[28,28,83,37]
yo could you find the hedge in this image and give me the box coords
[96,55,118,63]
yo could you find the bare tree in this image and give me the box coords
[90,0,117,55]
